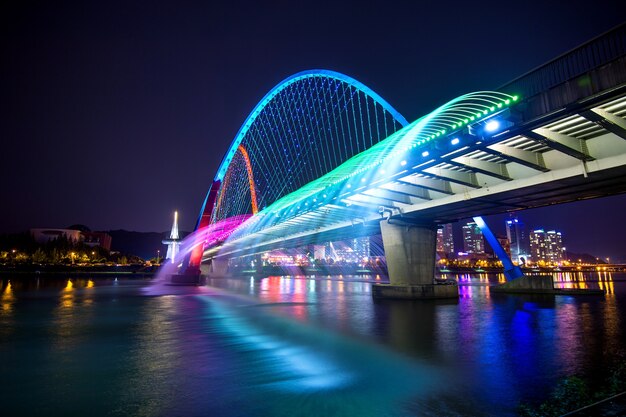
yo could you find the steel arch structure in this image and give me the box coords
[195,70,409,227]
[190,69,410,266]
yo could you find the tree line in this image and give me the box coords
[0,232,142,265]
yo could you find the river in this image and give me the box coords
[1,271,624,416]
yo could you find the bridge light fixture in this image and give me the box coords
[361,178,366,182]
[504,99,511,105]
[485,120,500,132]
[497,103,503,108]
[400,160,407,166]
[451,137,460,145]
[421,151,429,157]
[346,183,351,188]
[512,95,519,101]
[490,106,495,111]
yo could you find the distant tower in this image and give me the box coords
[506,217,528,263]
[162,211,181,263]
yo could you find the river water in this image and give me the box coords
[1,272,624,416]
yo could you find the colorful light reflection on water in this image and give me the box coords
[0,272,625,416]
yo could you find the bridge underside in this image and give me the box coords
[415,164,626,224]
[204,160,626,260]
[191,27,626,300]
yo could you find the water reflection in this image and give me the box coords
[119,295,181,416]
[0,280,15,338]
[1,272,626,417]
[1,280,14,313]
[53,279,77,349]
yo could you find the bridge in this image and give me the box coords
[185,24,626,298]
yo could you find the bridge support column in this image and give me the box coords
[373,220,458,299]
[207,258,229,277]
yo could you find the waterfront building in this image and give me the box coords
[529,229,564,264]
[30,228,112,251]
[352,237,370,262]
[82,231,112,251]
[505,217,529,263]
[436,223,454,255]
[497,235,511,257]
[462,222,485,254]
[313,245,325,260]
[31,228,83,244]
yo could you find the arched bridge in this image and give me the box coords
[189,25,626,298]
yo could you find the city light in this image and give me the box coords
[485,120,500,132]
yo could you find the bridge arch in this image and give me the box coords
[214,144,259,220]
[196,69,409,230]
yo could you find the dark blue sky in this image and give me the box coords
[1,1,625,259]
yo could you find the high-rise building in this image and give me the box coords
[462,222,484,254]
[529,229,564,264]
[352,237,370,261]
[436,223,454,254]
[506,217,529,263]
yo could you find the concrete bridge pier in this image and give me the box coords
[372,219,458,300]
[207,258,229,277]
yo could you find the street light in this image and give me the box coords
[157,249,160,265]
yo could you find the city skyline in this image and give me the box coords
[1,1,625,259]
[447,209,622,262]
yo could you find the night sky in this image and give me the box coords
[2,1,625,260]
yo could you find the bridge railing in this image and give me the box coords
[500,23,625,97]
[499,23,626,120]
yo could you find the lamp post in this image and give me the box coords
[157,249,160,265]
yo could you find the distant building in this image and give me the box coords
[436,223,454,255]
[462,222,485,254]
[529,229,564,264]
[31,228,82,244]
[30,228,112,251]
[506,217,529,263]
[497,235,511,257]
[352,237,370,262]
[313,245,326,260]
[81,231,112,251]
